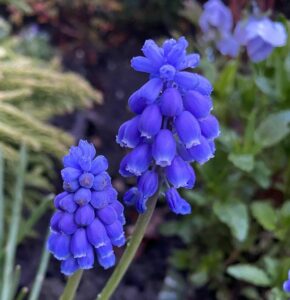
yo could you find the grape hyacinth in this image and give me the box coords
[234,16,287,62]
[117,37,220,215]
[47,140,126,276]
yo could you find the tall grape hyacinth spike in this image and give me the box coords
[117,37,220,215]
[47,140,126,276]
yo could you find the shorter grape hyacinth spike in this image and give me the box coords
[47,140,126,276]
[117,37,220,215]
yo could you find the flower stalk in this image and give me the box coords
[60,270,83,300]
[97,190,159,300]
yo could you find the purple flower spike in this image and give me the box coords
[118,37,219,215]
[47,140,126,276]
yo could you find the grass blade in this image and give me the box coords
[0,148,4,292]
[15,287,29,300]
[0,149,4,251]
[18,195,52,244]
[0,144,27,300]
[9,265,21,300]
[28,229,50,300]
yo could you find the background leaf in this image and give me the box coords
[227,264,271,287]
[213,201,249,241]
[254,110,290,148]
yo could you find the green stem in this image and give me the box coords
[59,270,83,300]
[97,191,159,300]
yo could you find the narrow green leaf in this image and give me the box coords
[9,265,21,300]
[28,229,50,300]
[254,110,290,148]
[251,201,277,231]
[227,264,271,287]
[1,144,27,300]
[0,149,4,252]
[15,287,29,300]
[214,61,238,97]
[214,201,249,241]
[18,195,52,243]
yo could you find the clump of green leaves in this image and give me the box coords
[0,18,102,236]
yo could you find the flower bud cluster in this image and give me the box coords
[117,37,219,214]
[48,140,126,275]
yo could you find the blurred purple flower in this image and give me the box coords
[199,0,233,39]
[283,271,290,292]
[234,16,287,62]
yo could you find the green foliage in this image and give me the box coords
[227,264,271,287]
[0,18,102,217]
[0,146,50,300]
[160,16,290,300]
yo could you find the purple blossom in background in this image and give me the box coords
[47,140,126,276]
[216,34,240,58]
[234,16,287,62]
[117,37,220,215]
[283,272,290,292]
[199,0,233,39]
[199,0,239,58]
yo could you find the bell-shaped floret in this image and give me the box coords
[116,116,141,148]
[77,246,95,270]
[73,188,91,206]
[159,88,183,117]
[123,187,141,206]
[86,218,109,248]
[138,104,162,138]
[90,155,108,175]
[61,167,82,183]
[79,173,94,189]
[188,136,214,165]
[61,257,79,276]
[75,204,95,226]
[97,205,118,225]
[183,90,212,119]
[152,129,176,167]
[165,188,191,215]
[137,170,159,199]
[165,156,195,188]
[59,193,78,213]
[142,39,164,66]
[93,172,111,191]
[97,251,116,269]
[58,212,78,235]
[47,232,70,260]
[175,111,201,148]
[199,115,220,140]
[63,180,80,193]
[90,187,117,209]
[50,211,63,232]
[123,143,152,176]
[70,228,90,258]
